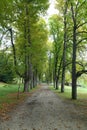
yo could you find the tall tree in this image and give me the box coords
[70,0,87,99]
[61,0,68,92]
[48,14,63,89]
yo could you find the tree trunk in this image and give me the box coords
[48,52,52,83]
[72,24,77,99]
[56,57,62,90]
[53,54,58,88]
[53,70,56,88]
[23,53,30,92]
[33,69,38,87]
[24,4,33,91]
[24,78,29,92]
[29,61,33,89]
[33,72,35,88]
[71,3,77,99]
[35,69,38,86]
[61,1,67,93]
[55,77,59,90]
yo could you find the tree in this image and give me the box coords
[55,0,87,99]
[15,16,48,91]
[48,14,63,89]
[0,0,49,92]
[61,0,68,92]
[70,0,87,99]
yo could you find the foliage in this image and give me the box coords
[0,0,49,91]
[48,14,63,87]
[0,51,15,83]
[54,0,87,99]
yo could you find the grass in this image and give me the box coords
[0,83,23,97]
[49,85,87,99]
[49,85,87,110]
[0,82,38,98]
[0,82,39,120]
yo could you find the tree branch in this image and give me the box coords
[76,69,87,78]
[77,21,87,29]
[71,3,75,22]
[9,28,24,78]
[77,37,87,45]
[77,31,87,35]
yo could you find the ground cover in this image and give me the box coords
[0,82,39,120]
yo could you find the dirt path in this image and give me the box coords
[0,84,87,130]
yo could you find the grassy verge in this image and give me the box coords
[49,85,87,119]
[0,82,39,120]
[49,85,87,99]
[49,85,87,107]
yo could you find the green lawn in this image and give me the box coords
[50,85,87,99]
[0,82,38,111]
[0,82,25,107]
[0,82,23,97]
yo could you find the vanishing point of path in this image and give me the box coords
[0,84,87,130]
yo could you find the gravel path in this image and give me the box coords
[0,84,87,130]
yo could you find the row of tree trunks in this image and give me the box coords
[53,0,77,99]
